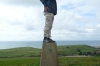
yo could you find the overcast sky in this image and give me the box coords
[0,0,100,41]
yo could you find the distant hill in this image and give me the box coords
[0,47,41,58]
[0,45,99,58]
[57,45,98,56]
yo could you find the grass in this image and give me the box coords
[59,56,100,66]
[0,57,40,66]
[57,45,97,56]
[0,45,98,58]
[0,47,41,58]
[0,57,100,66]
[0,45,100,66]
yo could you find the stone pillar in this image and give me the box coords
[40,42,59,66]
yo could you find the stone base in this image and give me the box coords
[40,42,59,66]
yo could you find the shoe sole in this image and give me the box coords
[43,41,55,43]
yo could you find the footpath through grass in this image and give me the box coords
[0,57,100,66]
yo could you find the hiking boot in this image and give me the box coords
[43,37,55,43]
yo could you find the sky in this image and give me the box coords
[0,0,100,41]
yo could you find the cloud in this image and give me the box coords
[0,0,41,6]
[0,0,100,41]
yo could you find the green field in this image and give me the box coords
[57,45,98,56]
[0,47,41,58]
[0,45,100,66]
[0,57,100,66]
[0,45,99,58]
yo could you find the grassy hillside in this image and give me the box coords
[0,47,41,58]
[0,57,100,66]
[0,45,99,58]
[57,45,98,56]
[0,45,100,66]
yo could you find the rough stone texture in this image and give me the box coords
[40,42,59,66]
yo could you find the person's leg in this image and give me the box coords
[43,12,55,42]
[44,12,54,38]
[48,15,54,38]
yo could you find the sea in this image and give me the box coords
[0,40,100,49]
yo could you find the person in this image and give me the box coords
[40,0,57,42]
